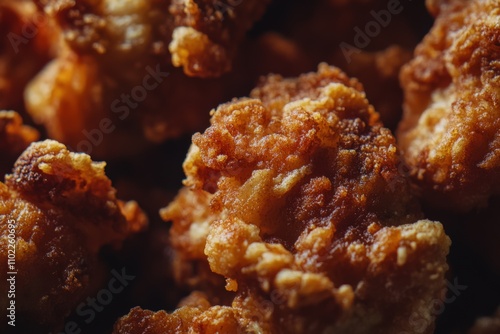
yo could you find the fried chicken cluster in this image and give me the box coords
[113,65,451,334]
[0,136,146,331]
[1,0,499,332]
[397,0,500,212]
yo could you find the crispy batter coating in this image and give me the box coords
[25,0,273,157]
[40,0,270,78]
[397,0,500,212]
[151,65,451,333]
[24,49,158,158]
[169,0,271,77]
[160,188,228,295]
[36,0,169,64]
[0,111,39,175]
[114,292,244,334]
[0,140,146,330]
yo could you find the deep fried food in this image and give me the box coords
[169,0,271,77]
[0,111,39,175]
[26,0,172,157]
[40,0,270,78]
[36,0,169,67]
[24,0,273,157]
[114,292,244,334]
[24,49,157,158]
[142,64,450,333]
[397,0,500,212]
[0,140,147,331]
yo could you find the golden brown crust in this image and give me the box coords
[0,111,39,175]
[0,140,147,329]
[39,0,270,79]
[37,0,169,63]
[159,187,231,303]
[157,65,450,333]
[114,300,242,334]
[169,0,271,77]
[26,0,272,156]
[397,0,500,212]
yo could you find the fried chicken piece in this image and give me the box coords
[26,0,273,157]
[24,49,157,158]
[0,140,147,331]
[151,64,450,333]
[24,46,239,158]
[114,292,244,334]
[0,1,54,110]
[26,0,172,157]
[469,308,500,334]
[397,0,500,212]
[40,0,270,78]
[36,0,169,67]
[169,0,271,77]
[0,111,39,175]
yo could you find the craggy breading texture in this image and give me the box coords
[169,0,271,77]
[25,0,272,157]
[27,0,174,157]
[40,0,270,78]
[0,140,146,331]
[36,0,170,67]
[0,111,39,175]
[116,64,451,334]
[397,0,500,212]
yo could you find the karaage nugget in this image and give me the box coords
[0,140,146,331]
[40,0,270,78]
[0,111,39,175]
[24,48,161,158]
[114,291,245,334]
[151,64,451,333]
[397,0,500,212]
[26,0,272,158]
[169,0,271,77]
